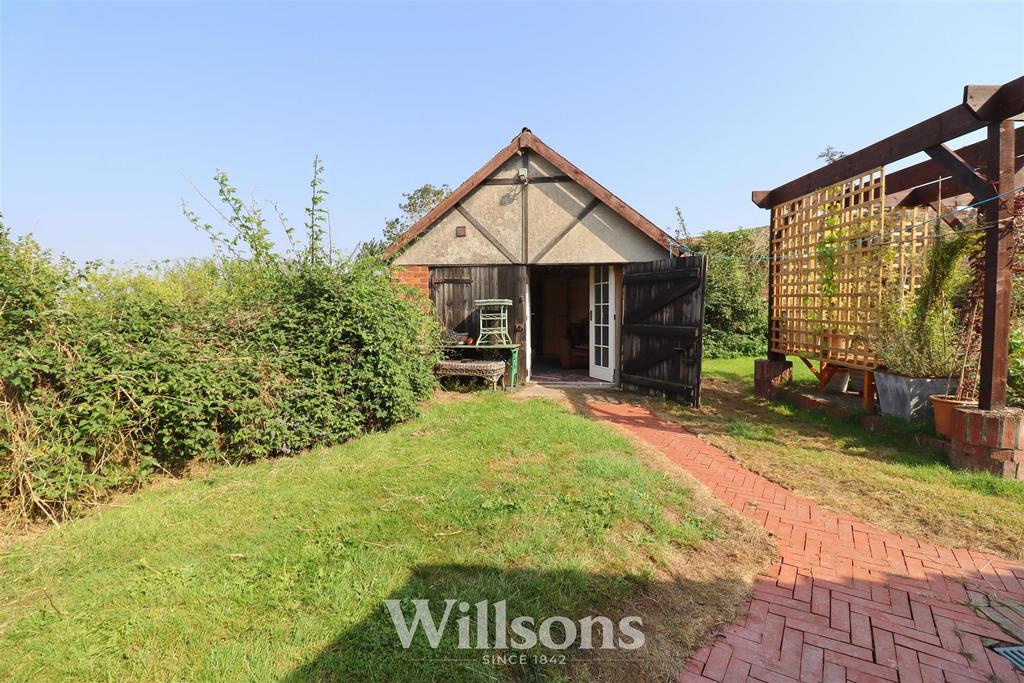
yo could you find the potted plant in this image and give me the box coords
[873,232,975,424]
[929,301,980,437]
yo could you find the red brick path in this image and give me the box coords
[587,401,1024,683]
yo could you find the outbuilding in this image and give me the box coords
[387,128,707,405]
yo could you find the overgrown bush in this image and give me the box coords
[684,228,769,358]
[874,231,977,378]
[1005,246,1024,406]
[1009,328,1024,407]
[1,164,440,523]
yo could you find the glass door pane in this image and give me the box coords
[590,265,614,381]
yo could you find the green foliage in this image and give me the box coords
[1007,280,1024,407]
[815,189,846,303]
[727,419,778,443]
[384,183,451,242]
[358,182,451,257]
[1,165,441,523]
[684,227,769,358]
[874,232,977,378]
[1008,328,1024,407]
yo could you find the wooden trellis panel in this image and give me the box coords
[770,170,939,370]
[884,205,939,304]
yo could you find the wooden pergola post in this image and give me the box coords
[766,210,786,363]
[977,119,1017,410]
[751,76,1024,478]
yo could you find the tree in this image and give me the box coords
[358,183,451,259]
[817,146,847,164]
[384,183,451,243]
[673,206,690,243]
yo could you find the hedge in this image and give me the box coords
[0,169,440,523]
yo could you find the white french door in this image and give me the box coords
[589,265,617,382]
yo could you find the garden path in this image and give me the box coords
[587,399,1024,683]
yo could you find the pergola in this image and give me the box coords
[753,75,1024,411]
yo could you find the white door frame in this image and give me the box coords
[589,264,617,382]
[524,276,532,381]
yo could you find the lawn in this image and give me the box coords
[682,357,1024,560]
[703,355,818,386]
[0,394,770,682]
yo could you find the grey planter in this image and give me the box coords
[826,370,850,394]
[874,371,954,422]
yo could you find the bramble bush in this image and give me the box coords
[1,161,440,523]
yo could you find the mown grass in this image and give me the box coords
[673,357,1024,559]
[0,394,769,682]
[703,355,818,386]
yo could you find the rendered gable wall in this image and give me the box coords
[393,153,666,266]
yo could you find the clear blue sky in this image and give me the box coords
[2,1,1022,263]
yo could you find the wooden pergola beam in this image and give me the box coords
[929,201,969,232]
[924,144,992,198]
[754,105,978,208]
[965,81,1024,122]
[754,76,1024,415]
[753,75,1024,209]
[883,126,1024,200]
[887,161,1024,208]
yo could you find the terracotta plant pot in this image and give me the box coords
[929,394,974,439]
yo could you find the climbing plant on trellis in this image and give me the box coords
[769,169,938,370]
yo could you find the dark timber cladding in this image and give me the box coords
[752,75,1024,410]
[429,265,527,383]
[387,127,691,397]
[620,254,706,406]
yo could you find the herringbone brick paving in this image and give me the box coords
[587,401,1024,683]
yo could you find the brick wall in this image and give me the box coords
[392,265,429,298]
[753,359,793,399]
[949,406,1024,480]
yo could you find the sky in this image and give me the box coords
[2,1,1022,264]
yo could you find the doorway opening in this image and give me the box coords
[528,265,615,385]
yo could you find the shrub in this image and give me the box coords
[684,228,769,358]
[873,231,976,378]
[1009,327,1024,407]
[0,164,440,523]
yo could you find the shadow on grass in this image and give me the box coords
[284,563,753,683]
[700,379,947,465]
[550,376,1024,504]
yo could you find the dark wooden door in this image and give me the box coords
[620,254,706,406]
[429,265,527,383]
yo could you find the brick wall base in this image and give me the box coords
[949,405,1024,480]
[392,265,430,299]
[754,359,793,400]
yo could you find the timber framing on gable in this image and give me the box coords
[384,128,674,261]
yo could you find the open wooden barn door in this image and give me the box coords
[620,254,707,406]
